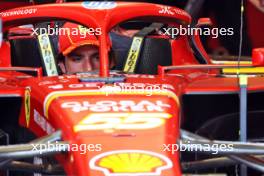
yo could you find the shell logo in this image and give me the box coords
[89,150,173,176]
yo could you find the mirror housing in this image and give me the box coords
[252,48,264,66]
[197,17,213,27]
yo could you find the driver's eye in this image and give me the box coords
[70,56,83,62]
[92,54,99,61]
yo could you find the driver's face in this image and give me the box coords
[61,45,99,73]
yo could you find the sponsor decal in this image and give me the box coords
[61,100,170,113]
[158,6,174,15]
[74,112,171,131]
[0,8,37,17]
[48,83,101,89]
[123,37,143,73]
[89,150,173,176]
[47,83,174,91]
[38,80,57,86]
[43,90,178,118]
[82,1,117,9]
[25,88,31,127]
[37,34,58,76]
[48,84,64,89]
[158,5,189,17]
[34,109,55,134]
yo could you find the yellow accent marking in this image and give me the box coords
[222,67,264,74]
[223,61,251,64]
[37,34,58,76]
[123,37,143,73]
[219,61,264,74]
[73,113,172,132]
[25,89,30,127]
[212,60,252,65]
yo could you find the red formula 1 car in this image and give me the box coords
[1,1,264,176]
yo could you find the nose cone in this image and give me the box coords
[43,85,181,176]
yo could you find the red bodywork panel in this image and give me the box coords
[0,2,263,176]
[0,1,30,12]
[18,75,182,175]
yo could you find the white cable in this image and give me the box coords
[237,0,244,75]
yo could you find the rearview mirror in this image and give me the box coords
[197,18,213,27]
[252,48,264,66]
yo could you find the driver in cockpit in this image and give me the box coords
[57,22,137,74]
[57,22,100,74]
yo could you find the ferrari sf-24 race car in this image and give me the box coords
[1,1,264,176]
